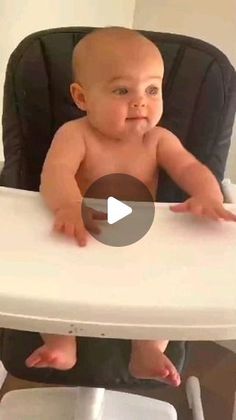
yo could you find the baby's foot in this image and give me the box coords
[129,341,181,387]
[25,336,76,370]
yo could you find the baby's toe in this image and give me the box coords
[33,361,49,368]
[25,355,41,368]
[159,367,169,378]
[169,371,181,387]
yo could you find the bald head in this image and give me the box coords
[72,27,164,86]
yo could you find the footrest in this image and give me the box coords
[0,386,177,419]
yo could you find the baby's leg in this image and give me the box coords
[25,333,77,370]
[129,340,180,387]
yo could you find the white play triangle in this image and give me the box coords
[107,196,132,225]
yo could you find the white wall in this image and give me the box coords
[134,0,236,182]
[0,0,135,161]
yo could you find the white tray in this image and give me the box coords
[0,186,236,340]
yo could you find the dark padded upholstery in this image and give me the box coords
[0,329,187,389]
[0,27,236,388]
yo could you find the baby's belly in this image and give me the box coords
[76,171,158,201]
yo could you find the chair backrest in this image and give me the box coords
[1,27,236,202]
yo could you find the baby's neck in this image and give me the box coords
[86,119,146,145]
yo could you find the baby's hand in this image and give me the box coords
[170,196,236,222]
[53,202,107,246]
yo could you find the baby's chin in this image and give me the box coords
[123,118,155,135]
[90,119,155,141]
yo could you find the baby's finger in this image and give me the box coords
[75,225,87,247]
[64,222,76,237]
[225,210,236,221]
[84,207,102,233]
[169,202,189,213]
[92,210,107,220]
[53,219,64,233]
[216,207,236,221]
[85,219,101,234]
[202,208,220,221]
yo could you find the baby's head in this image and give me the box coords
[71,27,164,140]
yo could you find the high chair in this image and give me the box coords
[0,27,236,419]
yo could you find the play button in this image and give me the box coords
[107,197,132,224]
[81,173,155,247]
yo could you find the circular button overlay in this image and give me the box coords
[81,173,155,247]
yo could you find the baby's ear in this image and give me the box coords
[70,83,87,111]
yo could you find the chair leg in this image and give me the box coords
[185,376,205,420]
[0,362,7,390]
[232,391,236,420]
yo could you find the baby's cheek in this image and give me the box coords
[106,105,124,123]
[152,104,163,123]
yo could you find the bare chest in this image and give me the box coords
[76,135,158,198]
[76,133,158,196]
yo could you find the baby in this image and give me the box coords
[25,27,236,387]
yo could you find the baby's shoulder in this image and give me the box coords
[55,117,87,138]
[49,118,88,157]
[150,125,172,141]
[146,126,171,150]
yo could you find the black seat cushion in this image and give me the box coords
[0,329,187,389]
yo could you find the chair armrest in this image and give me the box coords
[222,179,236,204]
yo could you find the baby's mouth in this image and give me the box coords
[126,116,147,120]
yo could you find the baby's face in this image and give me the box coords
[73,35,164,141]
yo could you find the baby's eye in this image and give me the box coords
[112,87,128,95]
[146,85,159,95]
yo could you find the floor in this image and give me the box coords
[0,341,236,419]
[145,341,236,419]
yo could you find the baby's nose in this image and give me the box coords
[131,97,146,108]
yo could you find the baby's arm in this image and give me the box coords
[156,127,236,221]
[40,122,85,211]
[40,122,89,245]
